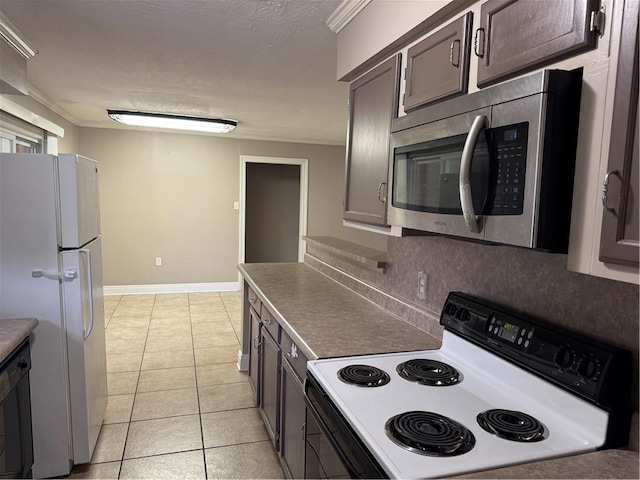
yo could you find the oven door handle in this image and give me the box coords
[303,380,366,479]
[459,115,487,234]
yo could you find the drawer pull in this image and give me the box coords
[602,170,621,215]
[473,28,485,58]
[449,39,460,67]
[286,343,299,359]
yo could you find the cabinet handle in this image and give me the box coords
[264,316,272,325]
[460,115,487,234]
[473,28,485,58]
[252,335,261,349]
[286,343,299,359]
[602,170,621,215]
[377,182,387,203]
[450,39,460,67]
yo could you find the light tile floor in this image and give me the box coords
[68,292,285,479]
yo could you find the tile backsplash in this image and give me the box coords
[306,234,639,412]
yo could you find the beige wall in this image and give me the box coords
[79,127,387,286]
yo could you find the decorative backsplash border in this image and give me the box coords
[304,247,444,341]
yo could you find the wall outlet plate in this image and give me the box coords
[417,271,428,300]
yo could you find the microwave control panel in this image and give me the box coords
[487,122,528,215]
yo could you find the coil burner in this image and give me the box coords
[477,409,547,442]
[385,411,475,456]
[396,359,461,386]
[337,364,391,387]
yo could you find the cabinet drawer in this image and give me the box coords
[262,309,280,343]
[281,331,308,381]
[247,286,261,316]
[476,0,598,87]
[405,12,472,111]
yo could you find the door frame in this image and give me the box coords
[239,155,309,266]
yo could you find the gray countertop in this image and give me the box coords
[0,318,38,363]
[453,449,639,479]
[238,262,440,359]
[238,262,639,479]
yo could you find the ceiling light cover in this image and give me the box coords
[107,110,237,134]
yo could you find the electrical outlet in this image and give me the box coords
[155,257,162,266]
[417,271,428,300]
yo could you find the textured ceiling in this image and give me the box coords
[0,0,348,144]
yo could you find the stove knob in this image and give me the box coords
[554,347,574,369]
[444,303,458,316]
[456,308,470,322]
[577,357,598,379]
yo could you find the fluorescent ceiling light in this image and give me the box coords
[107,110,237,134]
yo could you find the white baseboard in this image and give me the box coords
[104,281,241,296]
[237,350,249,372]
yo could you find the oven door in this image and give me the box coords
[388,107,492,239]
[303,374,388,479]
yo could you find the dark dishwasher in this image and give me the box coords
[0,338,34,479]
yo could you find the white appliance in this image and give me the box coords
[305,292,632,479]
[0,153,108,478]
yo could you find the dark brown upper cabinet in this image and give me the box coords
[404,12,473,111]
[599,0,639,267]
[344,54,401,227]
[475,0,599,87]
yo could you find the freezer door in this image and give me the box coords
[58,154,101,248]
[62,236,108,465]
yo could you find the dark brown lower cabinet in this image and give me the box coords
[280,359,306,479]
[599,0,639,267]
[248,306,261,404]
[259,327,281,449]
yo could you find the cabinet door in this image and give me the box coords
[279,360,305,479]
[599,0,639,267]
[259,327,281,449]
[476,0,598,87]
[344,54,401,226]
[248,307,260,403]
[405,12,473,111]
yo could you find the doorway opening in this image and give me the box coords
[239,156,308,265]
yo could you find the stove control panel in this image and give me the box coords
[440,292,632,414]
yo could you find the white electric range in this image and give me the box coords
[304,292,632,479]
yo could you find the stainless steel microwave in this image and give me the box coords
[387,69,583,252]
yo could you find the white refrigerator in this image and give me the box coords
[0,153,108,478]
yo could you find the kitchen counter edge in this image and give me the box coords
[0,318,38,363]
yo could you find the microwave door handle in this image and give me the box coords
[460,115,487,233]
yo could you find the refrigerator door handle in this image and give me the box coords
[32,268,78,280]
[79,249,95,340]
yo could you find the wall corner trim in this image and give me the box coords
[0,13,37,59]
[104,281,241,296]
[326,0,372,34]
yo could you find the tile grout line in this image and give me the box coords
[116,294,154,479]
[189,292,211,480]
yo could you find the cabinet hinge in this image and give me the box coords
[590,5,605,37]
[403,67,407,80]
[402,93,405,106]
